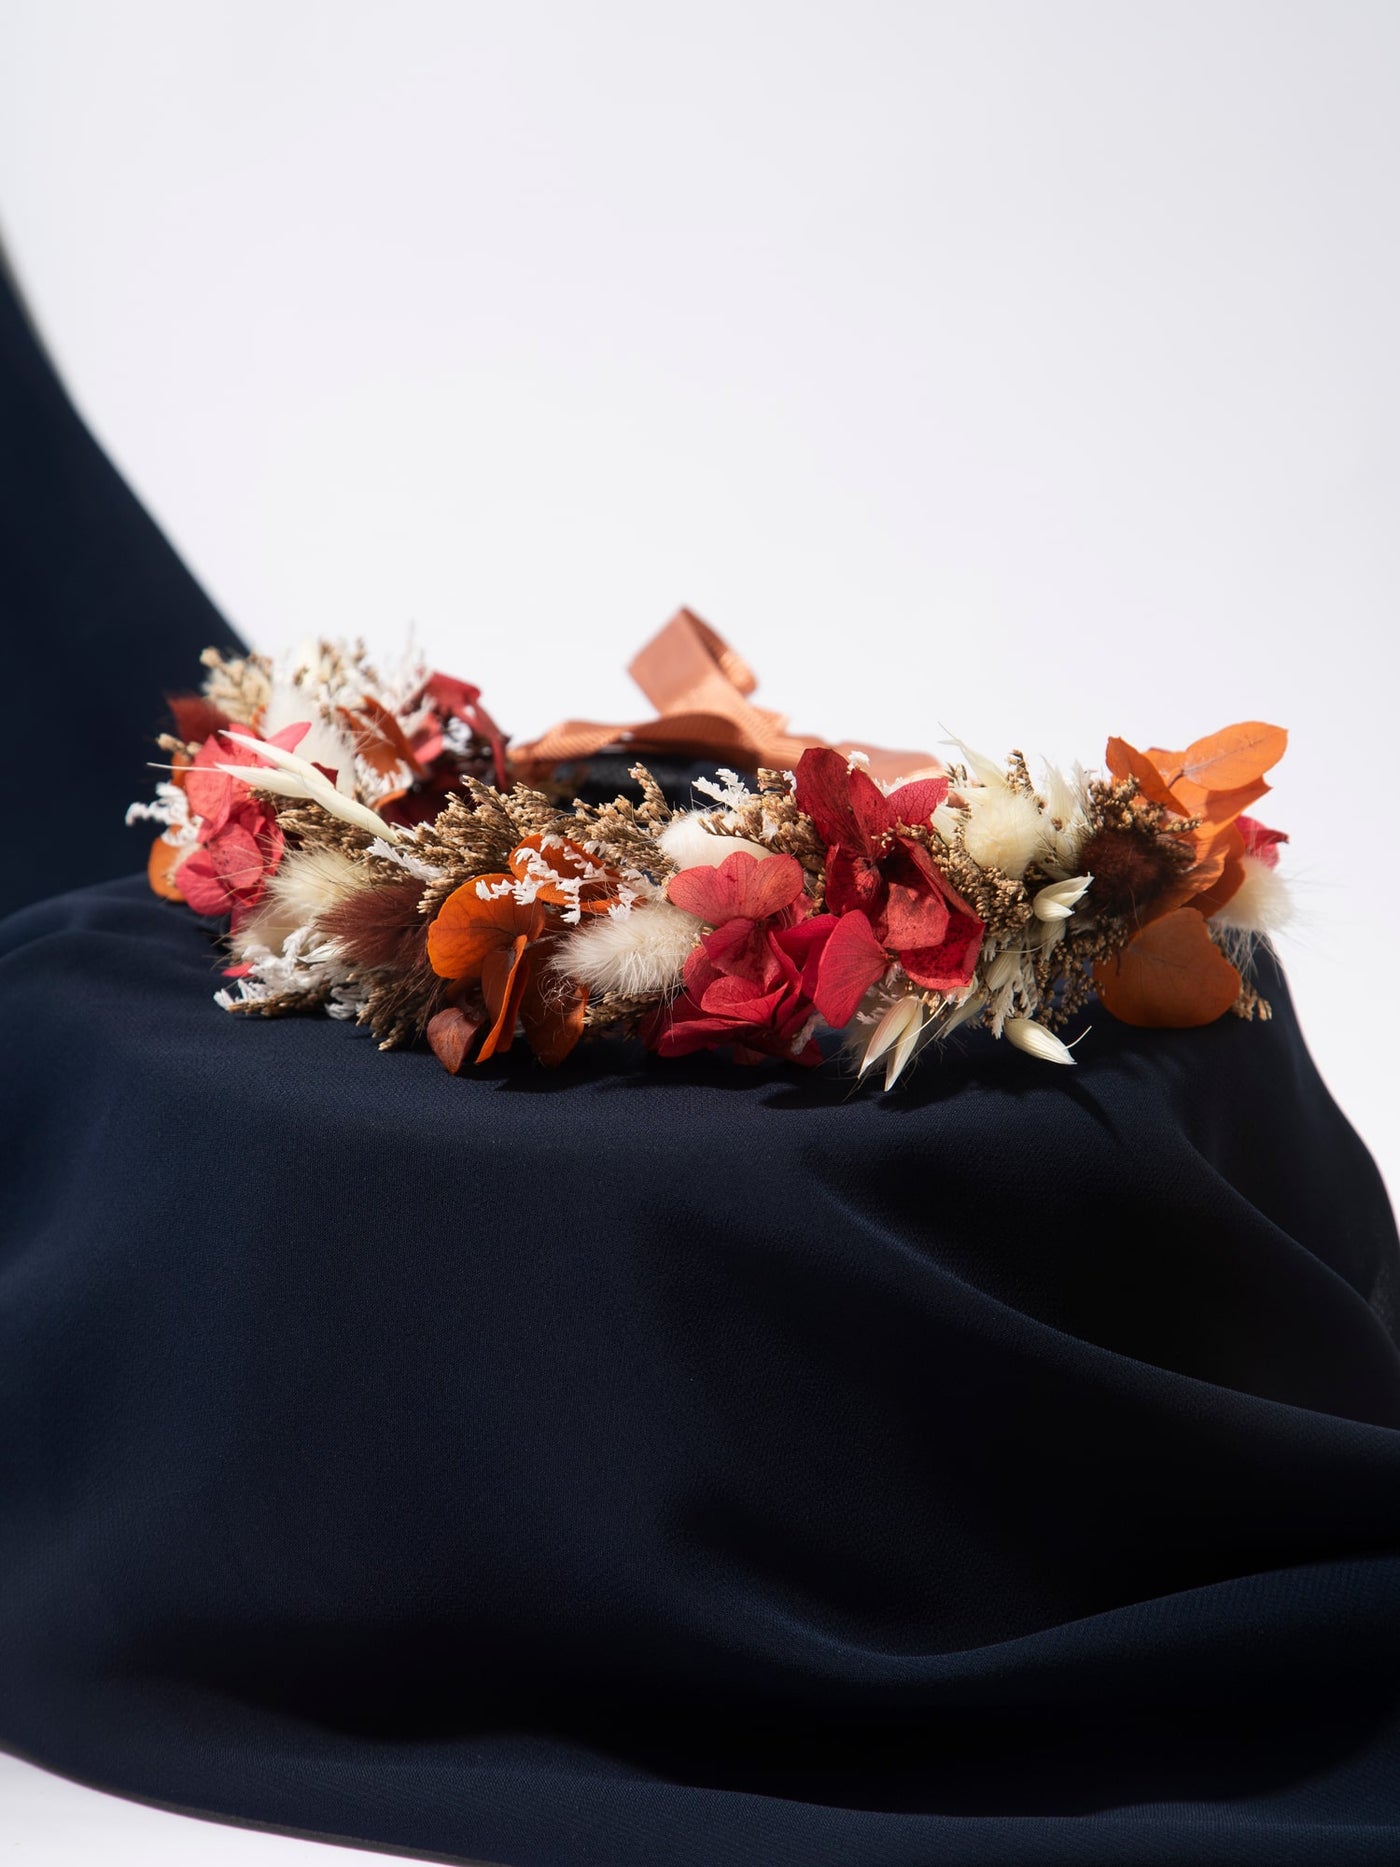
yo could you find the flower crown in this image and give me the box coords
[129,611,1289,1088]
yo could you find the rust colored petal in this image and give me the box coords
[1171,774,1271,828]
[1094,907,1241,1027]
[1192,825,1249,917]
[426,1006,483,1073]
[341,695,424,780]
[166,693,232,746]
[427,878,541,981]
[147,836,187,902]
[1104,736,1184,812]
[1172,722,1287,794]
[521,964,589,1067]
[509,834,619,913]
[477,934,534,1060]
[1143,822,1236,919]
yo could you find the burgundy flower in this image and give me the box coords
[794,747,984,1023]
[648,851,838,1063]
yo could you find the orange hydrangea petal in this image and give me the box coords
[477,935,534,1060]
[1094,906,1241,1027]
[1192,824,1249,918]
[1104,737,1184,812]
[522,965,589,1067]
[509,834,618,913]
[1143,821,1237,920]
[147,836,187,902]
[341,695,423,780]
[426,1005,483,1073]
[427,879,542,981]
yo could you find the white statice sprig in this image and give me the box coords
[214,923,363,1019]
[125,781,198,852]
[366,837,444,882]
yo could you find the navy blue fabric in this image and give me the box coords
[4,253,1400,1862]
[0,260,240,921]
[2,878,1400,1864]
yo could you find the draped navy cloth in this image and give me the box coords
[3,261,1400,1864]
[0,257,239,923]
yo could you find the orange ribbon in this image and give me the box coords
[510,608,940,788]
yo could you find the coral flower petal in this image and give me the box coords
[813,911,888,1028]
[667,851,805,927]
[172,847,227,916]
[208,823,268,893]
[882,878,951,952]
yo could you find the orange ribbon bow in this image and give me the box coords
[510,608,940,788]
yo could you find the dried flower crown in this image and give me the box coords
[129,611,1290,1089]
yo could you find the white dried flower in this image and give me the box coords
[232,847,372,961]
[1038,760,1093,872]
[126,781,198,853]
[930,801,963,844]
[859,995,922,1077]
[553,893,701,998]
[1212,856,1292,938]
[945,736,1008,790]
[258,684,360,795]
[961,785,1047,879]
[215,922,357,1013]
[1032,875,1093,922]
[1005,1019,1077,1066]
[658,812,771,870]
[938,990,986,1037]
[366,838,443,881]
[691,769,758,813]
[219,733,400,842]
[883,1008,926,1089]
[984,948,1024,993]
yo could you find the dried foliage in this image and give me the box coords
[132,636,1292,1087]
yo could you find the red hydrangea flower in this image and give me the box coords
[174,721,311,927]
[794,747,984,1024]
[648,851,838,1064]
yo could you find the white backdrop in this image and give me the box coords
[1,7,1398,1853]
[2,3,1397,1158]
[3,5,1397,1163]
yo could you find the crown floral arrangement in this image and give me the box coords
[129,612,1290,1088]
